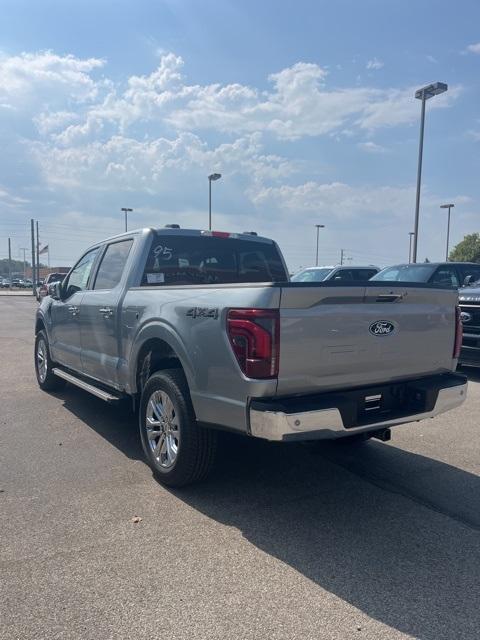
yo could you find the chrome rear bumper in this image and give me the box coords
[249,375,467,442]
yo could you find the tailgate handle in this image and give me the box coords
[375,294,403,303]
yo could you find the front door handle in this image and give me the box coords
[68,305,79,316]
[99,307,113,318]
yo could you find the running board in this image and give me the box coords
[52,368,121,402]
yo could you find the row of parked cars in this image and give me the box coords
[0,277,34,288]
[292,260,480,368]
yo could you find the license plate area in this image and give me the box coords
[351,384,427,427]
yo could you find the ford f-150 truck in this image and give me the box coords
[35,227,467,486]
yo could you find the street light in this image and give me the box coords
[412,81,448,263]
[208,173,222,230]
[315,224,325,266]
[408,232,415,263]
[121,207,133,232]
[440,203,455,261]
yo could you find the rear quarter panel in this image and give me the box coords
[122,284,281,432]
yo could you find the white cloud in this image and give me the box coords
[34,132,295,191]
[0,49,472,268]
[252,181,416,219]
[34,111,79,135]
[466,42,480,54]
[366,58,384,70]
[11,51,459,146]
[358,85,460,131]
[357,141,387,153]
[0,51,105,108]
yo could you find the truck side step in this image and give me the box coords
[52,368,121,402]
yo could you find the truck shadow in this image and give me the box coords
[62,391,480,640]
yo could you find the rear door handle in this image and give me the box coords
[99,307,113,318]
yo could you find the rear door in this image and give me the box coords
[79,238,134,386]
[276,283,458,395]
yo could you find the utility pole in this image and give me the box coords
[19,248,27,279]
[412,82,448,263]
[315,224,325,266]
[8,238,12,284]
[36,221,40,283]
[340,249,345,265]
[121,207,133,232]
[31,219,37,297]
[408,232,415,263]
[208,173,222,230]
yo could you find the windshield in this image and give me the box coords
[291,268,333,282]
[371,264,437,283]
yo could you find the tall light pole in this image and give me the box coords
[19,248,28,278]
[412,81,448,263]
[121,207,133,232]
[408,232,415,263]
[440,203,455,261]
[315,224,325,266]
[208,173,222,230]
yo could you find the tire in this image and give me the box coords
[139,369,217,487]
[34,330,67,392]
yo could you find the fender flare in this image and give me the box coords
[127,320,195,395]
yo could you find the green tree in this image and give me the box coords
[0,258,29,277]
[449,233,480,263]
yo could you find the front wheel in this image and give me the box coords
[34,330,67,392]
[139,369,217,487]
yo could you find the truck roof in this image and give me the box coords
[91,227,275,246]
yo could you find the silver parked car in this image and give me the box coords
[291,265,380,283]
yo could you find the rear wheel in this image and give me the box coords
[34,330,67,392]
[139,369,217,487]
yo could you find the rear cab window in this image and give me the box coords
[141,234,288,286]
[94,239,134,290]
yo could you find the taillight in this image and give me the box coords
[227,309,280,379]
[454,305,463,359]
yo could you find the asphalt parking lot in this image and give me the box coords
[1,297,479,640]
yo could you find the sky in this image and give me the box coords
[0,0,479,271]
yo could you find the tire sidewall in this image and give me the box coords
[34,330,50,388]
[139,371,194,485]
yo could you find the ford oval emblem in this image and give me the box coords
[369,320,395,336]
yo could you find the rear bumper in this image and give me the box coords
[249,373,467,442]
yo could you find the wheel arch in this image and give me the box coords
[35,316,46,335]
[130,325,195,397]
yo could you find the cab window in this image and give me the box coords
[63,248,100,298]
[331,269,354,281]
[459,265,480,286]
[429,267,459,288]
[94,239,133,290]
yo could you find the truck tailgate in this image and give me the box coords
[277,284,458,395]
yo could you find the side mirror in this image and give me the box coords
[48,281,62,300]
[463,275,473,287]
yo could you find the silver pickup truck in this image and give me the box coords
[35,227,467,486]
